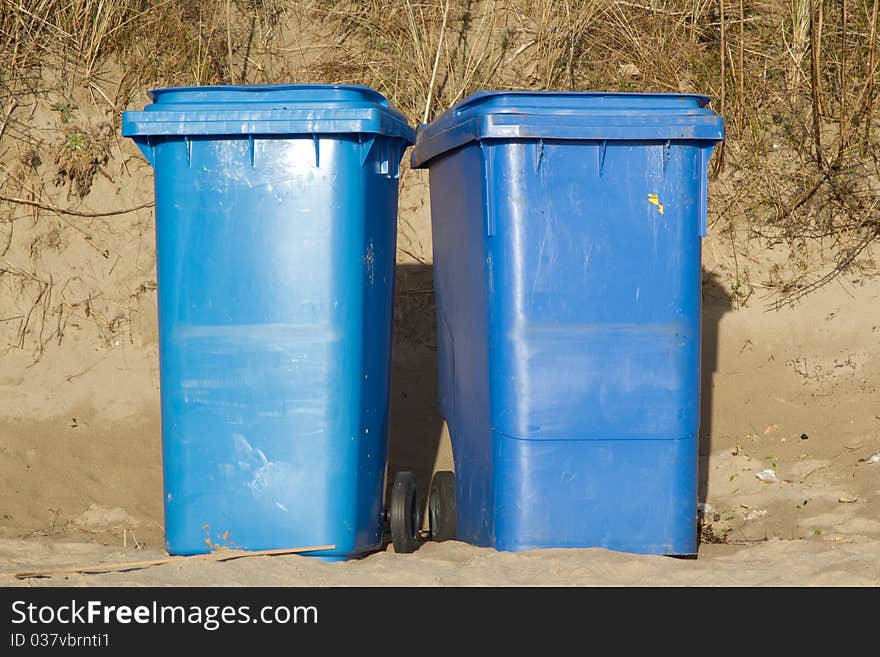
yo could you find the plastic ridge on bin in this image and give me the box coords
[124,84,415,165]
[412,91,724,168]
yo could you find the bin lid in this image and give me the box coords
[122,84,415,142]
[411,91,724,168]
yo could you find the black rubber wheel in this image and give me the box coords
[429,471,456,542]
[390,471,420,554]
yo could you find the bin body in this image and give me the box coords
[412,92,723,555]
[122,85,414,558]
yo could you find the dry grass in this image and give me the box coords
[303,2,879,305]
[0,0,878,357]
[1,1,287,107]
[0,0,149,75]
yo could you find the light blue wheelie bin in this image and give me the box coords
[123,85,416,559]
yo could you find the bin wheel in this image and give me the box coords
[429,471,456,542]
[390,471,420,554]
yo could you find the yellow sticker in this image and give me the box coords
[648,193,664,215]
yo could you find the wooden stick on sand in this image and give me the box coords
[2,545,336,580]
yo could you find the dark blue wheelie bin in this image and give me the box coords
[413,91,724,555]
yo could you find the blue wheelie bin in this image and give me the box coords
[412,92,724,555]
[122,85,416,559]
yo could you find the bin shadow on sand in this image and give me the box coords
[699,269,734,517]
[387,264,735,544]
[387,264,444,521]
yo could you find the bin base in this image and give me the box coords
[488,433,699,556]
[164,541,380,561]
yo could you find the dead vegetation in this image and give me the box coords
[0,1,879,361]
[53,122,113,199]
[310,0,879,307]
[699,516,732,544]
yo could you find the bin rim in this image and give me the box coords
[452,89,714,111]
[411,90,724,168]
[144,83,388,104]
[122,83,415,143]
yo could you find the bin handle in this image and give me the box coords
[131,136,155,168]
[698,143,717,237]
[359,136,406,179]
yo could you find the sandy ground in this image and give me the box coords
[1,207,878,586]
[1,75,879,587]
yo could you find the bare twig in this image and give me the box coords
[810,0,824,167]
[397,245,429,265]
[738,0,744,130]
[777,167,835,226]
[0,100,17,143]
[720,0,726,121]
[65,358,103,382]
[862,0,879,142]
[3,545,336,580]
[123,528,142,550]
[226,0,236,84]
[817,0,828,116]
[0,195,152,218]
[613,1,690,15]
[33,273,53,362]
[423,0,450,124]
[838,0,848,165]
[800,464,829,482]
[768,223,880,309]
[17,281,47,350]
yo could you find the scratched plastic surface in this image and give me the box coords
[122,85,414,559]
[412,92,724,555]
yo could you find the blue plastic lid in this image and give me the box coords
[122,84,415,142]
[411,91,724,167]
